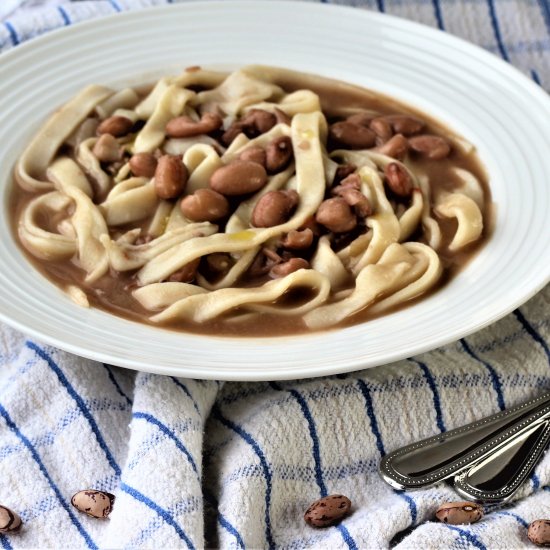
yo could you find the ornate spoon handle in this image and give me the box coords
[380,393,550,493]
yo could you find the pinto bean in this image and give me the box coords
[129,152,158,177]
[154,155,188,199]
[329,121,376,149]
[332,163,357,186]
[251,190,299,227]
[266,136,293,173]
[315,198,357,233]
[282,228,314,249]
[165,113,223,138]
[97,115,134,137]
[346,112,373,127]
[383,115,425,136]
[333,186,372,217]
[167,258,200,283]
[384,162,413,197]
[180,189,229,222]
[239,146,267,167]
[210,160,268,196]
[92,134,122,163]
[369,117,393,144]
[269,257,309,278]
[408,134,451,160]
[376,134,409,160]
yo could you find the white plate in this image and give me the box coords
[0,1,549,381]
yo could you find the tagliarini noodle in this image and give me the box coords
[10,66,491,336]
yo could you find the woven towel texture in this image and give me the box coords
[1,1,550,548]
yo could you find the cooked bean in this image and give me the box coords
[274,107,291,125]
[206,253,232,273]
[408,134,451,160]
[370,117,393,144]
[180,189,229,222]
[299,215,322,236]
[266,136,293,173]
[239,146,267,167]
[384,162,413,197]
[92,134,122,163]
[129,152,158,178]
[282,228,314,249]
[435,501,483,525]
[338,173,361,190]
[333,186,372,217]
[210,160,268,196]
[97,115,133,137]
[166,113,223,138]
[154,155,188,199]
[269,257,309,278]
[221,123,245,145]
[251,190,299,227]
[167,258,201,283]
[384,115,425,136]
[315,198,357,233]
[332,163,357,186]
[376,133,409,159]
[242,109,277,134]
[346,112,373,127]
[329,121,376,149]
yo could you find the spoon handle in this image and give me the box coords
[453,417,550,503]
[380,392,550,491]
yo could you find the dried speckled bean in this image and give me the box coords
[0,505,21,533]
[435,501,483,525]
[71,490,115,519]
[304,494,352,528]
[528,520,550,546]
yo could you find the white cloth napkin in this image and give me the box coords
[1,1,549,548]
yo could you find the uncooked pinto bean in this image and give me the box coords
[528,520,550,546]
[408,134,451,160]
[315,198,357,233]
[239,146,267,167]
[210,160,268,196]
[384,162,413,197]
[0,505,21,533]
[251,190,299,227]
[282,228,314,249]
[304,494,352,528]
[266,136,293,173]
[129,152,158,178]
[92,134,122,163]
[376,133,408,160]
[435,501,483,525]
[383,114,425,136]
[329,121,376,149]
[154,155,188,199]
[165,113,223,138]
[180,189,229,222]
[97,115,134,137]
[269,257,309,278]
[168,257,201,283]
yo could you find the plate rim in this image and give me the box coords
[1,0,549,380]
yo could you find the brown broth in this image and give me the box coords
[9,69,492,337]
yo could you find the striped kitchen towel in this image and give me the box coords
[1,1,550,549]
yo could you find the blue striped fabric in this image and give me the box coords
[0,1,549,548]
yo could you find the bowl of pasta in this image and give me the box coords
[0,2,549,380]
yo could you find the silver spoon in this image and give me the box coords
[379,392,550,502]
